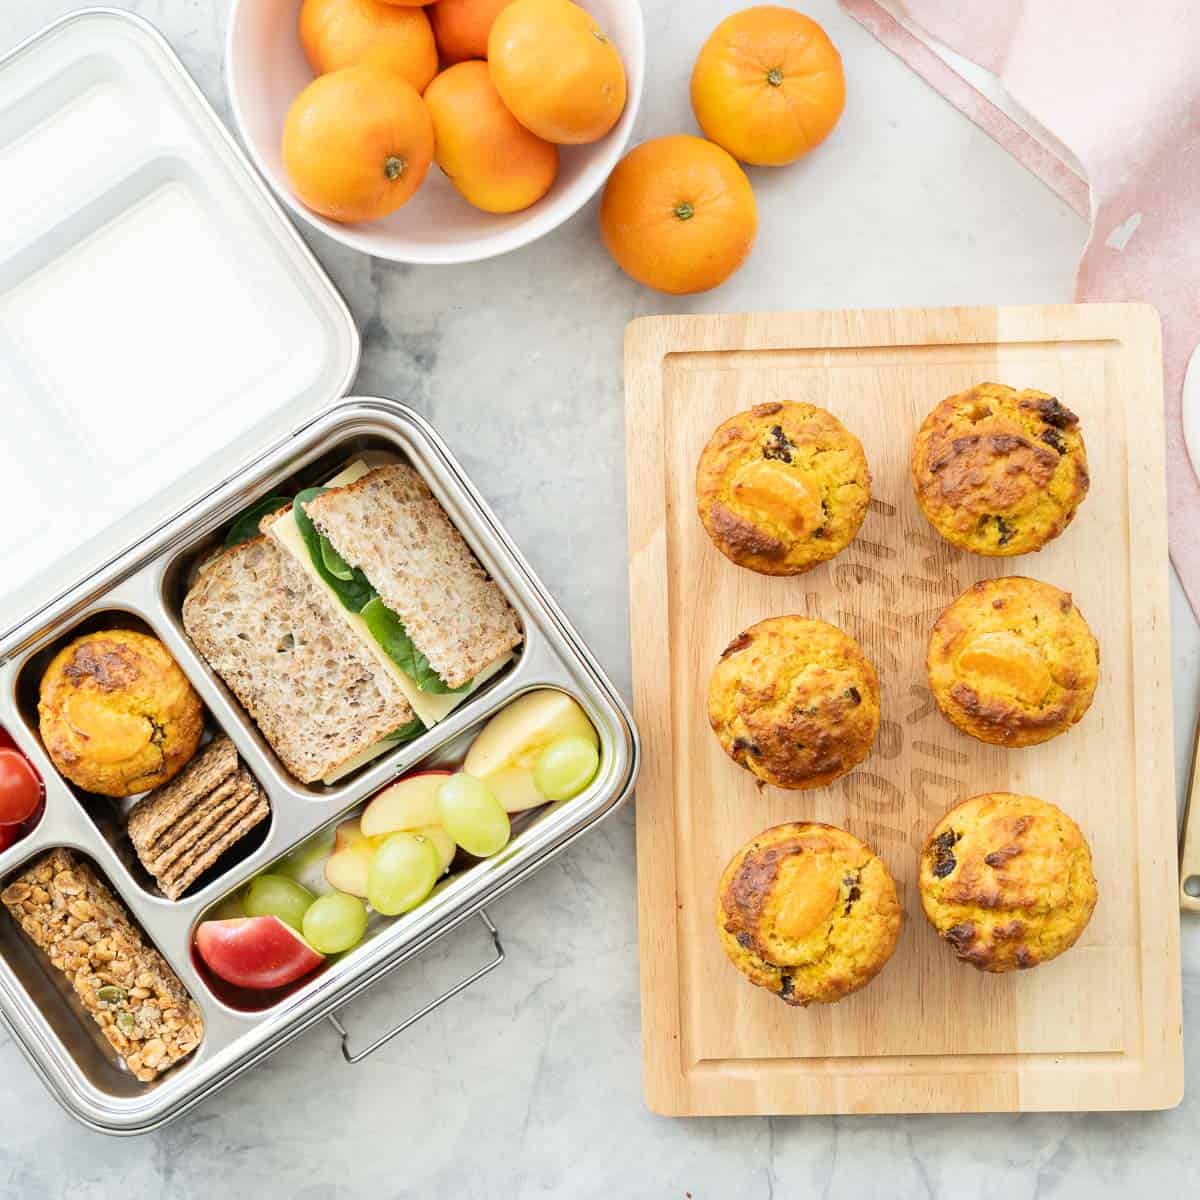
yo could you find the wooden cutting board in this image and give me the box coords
[625,305,1182,1115]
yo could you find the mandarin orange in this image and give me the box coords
[430,0,514,63]
[599,135,757,294]
[425,61,558,212]
[282,65,434,222]
[300,0,438,92]
[691,6,845,166]
[488,0,626,144]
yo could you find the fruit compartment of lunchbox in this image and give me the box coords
[8,606,276,903]
[154,424,532,799]
[0,845,209,1099]
[187,681,611,1015]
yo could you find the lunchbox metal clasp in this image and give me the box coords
[327,911,504,1065]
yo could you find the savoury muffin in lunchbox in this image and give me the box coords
[926,576,1099,747]
[918,792,1097,973]
[707,616,879,790]
[717,822,901,1006]
[911,383,1089,556]
[696,401,871,575]
[38,630,204,797]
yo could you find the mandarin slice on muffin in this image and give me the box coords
[918,792,1097,972]
[707,616,879,789]
[911,383,1089,556]
[926,576,1099,747]
[696,401,870,575]
[717,822,901,1006]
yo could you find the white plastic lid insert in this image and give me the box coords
[0,9,358,642]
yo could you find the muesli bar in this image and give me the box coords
[1,849,203,1081]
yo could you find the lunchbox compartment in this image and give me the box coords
[191,686,600,1013]
[0,847,203,1098]
[12,610,273,900]
[157,430,527,795]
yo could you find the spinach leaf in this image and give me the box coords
[320,537,355,582]
[361,597,472,694]
[225,495,291,548]
[293,487,375,613]
[380,717,425,744]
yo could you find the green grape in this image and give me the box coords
[534,735,600,801]
[436,774,511,858]
[303,892,368,954]
[244,874,315,931]
[367,833,440,916]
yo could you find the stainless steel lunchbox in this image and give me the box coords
[0,12,637,1133]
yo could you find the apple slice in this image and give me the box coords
[324,819,374,898]
[463,690,597,812]
[195,916,324,990]
[360,770,452,838]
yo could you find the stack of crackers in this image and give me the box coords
[127,734,268,900]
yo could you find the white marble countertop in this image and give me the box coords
[3,1,1199,1195]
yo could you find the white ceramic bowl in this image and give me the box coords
[226,0,644,264]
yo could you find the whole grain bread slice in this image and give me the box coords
[302,464,523,689]
[181,533,416,783]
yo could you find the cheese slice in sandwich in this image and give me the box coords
[267,461,520,732]
[181,532,419,785]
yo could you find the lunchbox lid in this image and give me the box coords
[0,9,359,649]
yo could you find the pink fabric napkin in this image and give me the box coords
[843,0,1200,618]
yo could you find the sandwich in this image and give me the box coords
[181,458,521,785]
[182,531,421,784]
[265,461,522,728]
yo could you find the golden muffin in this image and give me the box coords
[718,822,901,1006]
[707,616,880,789]
[696,401,870,575]
[927,576,1099,747]
[918,793,1097,972]
[39,630,204,797]
[911,383,1089,556]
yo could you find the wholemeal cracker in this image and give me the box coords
[127,734,269,900]
[160,794,270,901]
[144,773,256,876]
[127,735,237,853]
[157,777,265,892]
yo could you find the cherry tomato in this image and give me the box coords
[0,749,42,826]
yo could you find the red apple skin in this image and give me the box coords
[195,916,324,990]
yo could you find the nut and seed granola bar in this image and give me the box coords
[1,849,203,1081]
